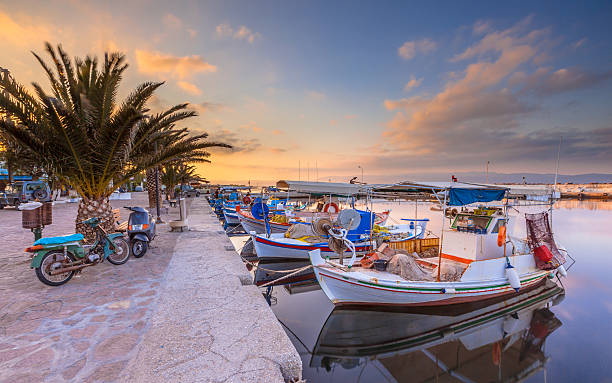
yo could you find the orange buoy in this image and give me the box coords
[323,202,339,213]
[497,225,506,247]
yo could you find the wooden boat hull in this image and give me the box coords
[310,250,553,307]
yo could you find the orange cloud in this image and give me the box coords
[381,17,612,170]
[163,13,182,30]
[398,38,436,60]
[216,23,260,43]
[177,81,202,95]
[404,75,423,91]
[271,129,284,135]
[135,50,217,79]
[240,121,263,132]
[0,11,53,48]
[306,90,326,101]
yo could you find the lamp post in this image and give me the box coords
[358,165,363,184]
[486,161,490,184]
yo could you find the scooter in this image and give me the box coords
[125,206,156,258]
[25,217,130,286]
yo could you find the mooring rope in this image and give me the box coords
[258,265,314,288]
[239,254,313,274]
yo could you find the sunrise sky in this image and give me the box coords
[1,0,611,185]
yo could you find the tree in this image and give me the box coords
[161,162,205,199]
[146,131,225,210]
[0,43,230,241]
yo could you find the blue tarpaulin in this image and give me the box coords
[448,188,506,206]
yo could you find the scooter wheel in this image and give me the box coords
[107,237,130,265]
[35,250,76,286]
[131,240,148,258]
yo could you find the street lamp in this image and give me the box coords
[486,161,490,184]
[357,165,364,184]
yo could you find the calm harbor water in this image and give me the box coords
[249,200,612,383]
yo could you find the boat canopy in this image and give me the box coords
[276,180,373,196]
[275,179,508,205]
[373,181,508,206]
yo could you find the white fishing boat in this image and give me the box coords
[309,181,569,307]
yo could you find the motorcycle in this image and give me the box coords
[25,217,130,286]
[125,206,156,258]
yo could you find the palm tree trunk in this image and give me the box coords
[76,198,114,243]
[146,168,161,210]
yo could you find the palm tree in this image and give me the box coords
[145,130,224,210]
[0,43,231,241]
[161,162,205,199]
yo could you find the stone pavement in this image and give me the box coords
[122,198,302,383]
[0,193,179,382]
[0,193,301,382]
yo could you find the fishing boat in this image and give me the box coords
[252,213,427,261]
[238,206,391,235]
[309,181,569,307]
[237,206,294,234]
[310,280,564,381]
[252,233,375,261]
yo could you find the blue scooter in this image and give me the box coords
[125,207,156,258]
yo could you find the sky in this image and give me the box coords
[0,0,611,185]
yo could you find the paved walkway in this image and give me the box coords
[122,198,301,382]
[0,193,178,382]
[0,193,301,382]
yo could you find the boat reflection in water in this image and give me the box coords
[311,280,564,382]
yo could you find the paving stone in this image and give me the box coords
[83,360,128,383]
[62,357,87,380]
[70,325,99,339]
[14,347,54,369]
[94,333,139,361]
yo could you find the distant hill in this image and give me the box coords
[402,172,612,184]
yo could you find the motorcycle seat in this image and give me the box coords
[34,233,84,246]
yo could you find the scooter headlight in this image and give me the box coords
[128,224,149,230]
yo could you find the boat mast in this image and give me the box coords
[550,136,562,227]
[437,184,448,282]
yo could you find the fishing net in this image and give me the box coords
[387,254,435,281]
[284,224,325,243]
[435,260,465,282]
[525,212,566,270]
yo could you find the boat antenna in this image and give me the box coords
[553,136,562,196]
[551,136,562,225]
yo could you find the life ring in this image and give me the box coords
[497,225,506,247]
[243,196,252,205]
[323,202,339,213]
